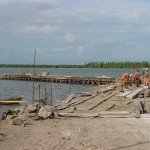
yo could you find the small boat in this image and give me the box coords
[0,96,23,105]
[4,96,23,101]
[0,101,22,105]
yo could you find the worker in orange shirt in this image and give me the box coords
[120,73,129,88]
[143,68,149,87]
[134,69,141,87]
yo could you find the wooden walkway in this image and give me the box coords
[0,74,115,85]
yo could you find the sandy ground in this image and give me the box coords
[0,117,150,150]
[1,86,150,150]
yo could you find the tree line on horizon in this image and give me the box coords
[0,61,149,68]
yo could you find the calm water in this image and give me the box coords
[0,67,139,117]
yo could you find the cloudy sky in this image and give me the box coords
[0,0,150,64]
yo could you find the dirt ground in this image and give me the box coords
[1,85,150,150]
[0,117,150,150]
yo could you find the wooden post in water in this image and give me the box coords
[32,49,36,100]
[44,86,47,104]
[38,84,41,100]
[50,83,53,105]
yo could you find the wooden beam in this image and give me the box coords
[118,90,133,97]
[99,111,130,115]
[101,85,116,93]
[57,94,99,110]
[104,104,115,111]
[126,88,143,99]
[86,92,117,110]
[64,94,74,104]
[58,112,99,118]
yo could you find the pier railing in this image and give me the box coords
[0,74,116,85]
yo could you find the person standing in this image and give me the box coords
[143,68,149,87]
[134,69,140,87]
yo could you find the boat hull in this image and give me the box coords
[0,101,21,105]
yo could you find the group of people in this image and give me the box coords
[120,68,149,88]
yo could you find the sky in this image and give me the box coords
[0,0,150,64]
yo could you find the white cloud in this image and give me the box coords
[20,25,59,34]
[64,32,77,43]
[1,0,150,64]
[0,0,69,6]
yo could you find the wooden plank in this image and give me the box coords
[124,100,132,105]
[99,114,134,118]
[59,112,133,118]
[104,104,115,111]
[87,92,117,110]
[64,94,74,104]
[126,88,143,99]
[101,85,116,93]
[118,91,133,97]
[99,111,130,115]
[141,114,150,118]
[58,112,99,118]
[57,94,99,110]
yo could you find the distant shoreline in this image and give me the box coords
[0,61,149,68]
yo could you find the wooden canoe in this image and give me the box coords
[0,96,23,105]
[0,100,26,105]
[0,96,23,102]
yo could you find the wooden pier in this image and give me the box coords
[0,74,115,85]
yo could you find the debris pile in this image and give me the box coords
[1,102,58,126]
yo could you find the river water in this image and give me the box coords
[0,67,139,117]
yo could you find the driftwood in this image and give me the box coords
[58,112,99,118]
[87,92,117,110]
